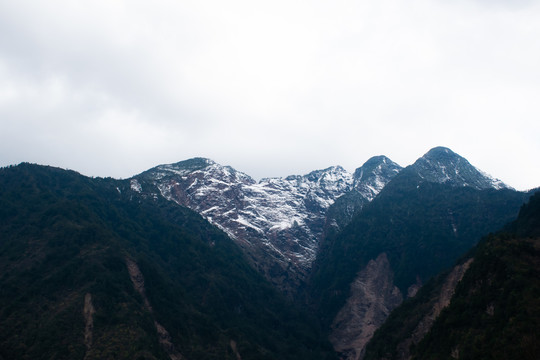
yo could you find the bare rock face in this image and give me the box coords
[395,258,474,360]
[83,293,95,359]
[329,253,403,360]
[133,157,401,297]
[126,258,185,360]
[135,159,353,296]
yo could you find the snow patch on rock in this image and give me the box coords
[134,157,401,294]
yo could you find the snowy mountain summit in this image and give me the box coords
[354,155,403,201]
[133,156,401,295]
[412,147,509,190]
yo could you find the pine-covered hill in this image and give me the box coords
[0,163,336,360]
[309,166,528,326]
[365,191,540,360]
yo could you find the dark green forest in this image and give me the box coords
[364,192,540,360]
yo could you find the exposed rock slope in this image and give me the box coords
[133,156,401,294]
[394,258,473,360]
[329,253,403,360]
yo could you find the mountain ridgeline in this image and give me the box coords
[0,146,536,360]
[132,155,402,298]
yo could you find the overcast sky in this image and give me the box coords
[1,1,539,190]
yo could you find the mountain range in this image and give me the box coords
[0,146,537,360]
[132,155,402,297]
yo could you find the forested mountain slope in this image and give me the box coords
[365,191,540,360]
[0,163,335,360]
[309,147,528,359]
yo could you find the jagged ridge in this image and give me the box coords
[132,156,402,296]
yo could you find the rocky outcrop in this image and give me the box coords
[395,258,474,360]
[329,253,403,360]
[83,293,95,359]
[229,340,242,360]
[126,258,185,360]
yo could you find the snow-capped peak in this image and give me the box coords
[146,157,256,185]
[353,156,403,201]
[132,156,400,294]
[412,147,510,190]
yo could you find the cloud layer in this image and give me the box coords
[1,0,539,190]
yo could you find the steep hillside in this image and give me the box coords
[365,191,540,360]
[0,163,335,360]
[309,147,527,359]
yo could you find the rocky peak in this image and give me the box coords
[320,157,403,238]
[133,160,356,295]
[329,253,403,360]
[133,156,402,297]
[151,157,214,178]
[134,160,364,294]
[411,147,508,190]
[353,156,403,201]
[151,157,255,186]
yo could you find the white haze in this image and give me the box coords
[1,0,539,190]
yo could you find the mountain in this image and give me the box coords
[0,163,336,360]
[364,191,540,360]
[412,147,508,190]
[323,156,403,238]
[132,156,401,297]
[354,156,406,200]
[0,146,532,360]
[309,147,527,359]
